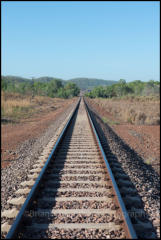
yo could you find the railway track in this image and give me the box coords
[1,98,138,239]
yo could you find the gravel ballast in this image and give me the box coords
[1,101,77,212]
[86,99,160,238]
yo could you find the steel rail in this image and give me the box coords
[6,97,137,239]
[5,98,81,239]
[83,97,137,239]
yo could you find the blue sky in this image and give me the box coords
[2,1,160,81]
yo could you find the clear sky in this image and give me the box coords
[2,1,160,81]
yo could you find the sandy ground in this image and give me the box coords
[1,98,77,168]
[86,98,160,175]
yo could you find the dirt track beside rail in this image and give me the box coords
[86,98,160,175]
[85,98,160,238]
[1,98,77,168]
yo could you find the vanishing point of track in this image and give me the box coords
[2,98,137,239]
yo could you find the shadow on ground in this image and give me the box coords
[87,105,159,239]
[17,112,78,239]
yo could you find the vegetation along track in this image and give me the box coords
[2,97,152,239]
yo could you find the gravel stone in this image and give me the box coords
[1,102,77,212]
[86,100,160,238]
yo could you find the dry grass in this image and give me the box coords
[102,117,120,125]
[1,92,34,119]
[88,96,160,125]
[1,91,69,121]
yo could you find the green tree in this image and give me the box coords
[47,79,63,97]
[64,82,80,98]
[105,85,117,98]
[116,79,127,96]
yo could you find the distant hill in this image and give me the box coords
[2,75,66,85]
[68,78,118,90]
[2,75,118,90]
[34,76,66,84]
[2,75,30,83]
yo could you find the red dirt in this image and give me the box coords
[1,98,76,168]
[86,98,160,175]
[113,125,160,169]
